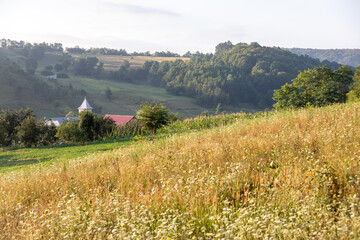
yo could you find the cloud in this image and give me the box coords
[102,1,181,17]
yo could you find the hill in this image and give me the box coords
[0,54,73,116]
[285,48,360,67]
[138,42,341,108]
[0,48,209,118]
[0,102,359,238]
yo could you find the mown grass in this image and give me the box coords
[0,103,359,239]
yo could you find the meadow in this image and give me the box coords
[0,139,131,173]
[0,102,359,239]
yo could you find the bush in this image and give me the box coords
[56,112,116,143]
[56,121,86,143]
[56,72,69,78]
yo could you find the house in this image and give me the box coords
[78,97,93,113]
[45,117,78,127]
[47,74,57,80]
[104,115,136,126]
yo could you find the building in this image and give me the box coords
[45,117,78,127]
[78,97,93,113]
[46,97,93,126]
[46,98,137,128]
[47,74,57,80]
[104,115,136,126]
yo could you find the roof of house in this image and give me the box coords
[45,117,79,127]
[104,115,135,126]
[78,97,93,110]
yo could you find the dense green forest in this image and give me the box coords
[286,48,360,67]
[126,42,341,108]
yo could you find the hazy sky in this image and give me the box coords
[1,0,359,53]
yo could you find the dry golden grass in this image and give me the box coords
[95,55,190,70]
[0,103,360,239]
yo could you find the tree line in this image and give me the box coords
[1,39,195,58]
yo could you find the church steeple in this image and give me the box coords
[78,97,93,113]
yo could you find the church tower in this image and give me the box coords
[78,97,94,113]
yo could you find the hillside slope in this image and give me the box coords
[0,49,208,118]
[285,48,360,67]
[0,102,359,238]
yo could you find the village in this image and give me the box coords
[46,97,136,127]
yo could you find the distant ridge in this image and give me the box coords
[284,48,360,67]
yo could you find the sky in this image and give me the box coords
[0,0,359,54]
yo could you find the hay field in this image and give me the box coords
[95,55,190,70]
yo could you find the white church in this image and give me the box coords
[45,97,93,126]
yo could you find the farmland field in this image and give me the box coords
[94,55,190,70]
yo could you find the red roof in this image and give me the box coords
[104,115,135,126]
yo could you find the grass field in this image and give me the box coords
[0,102,359,238]
[0,139,131,173]
[54,75,212,118]
[0,111,258,173]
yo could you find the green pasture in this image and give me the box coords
[0,139,131,173]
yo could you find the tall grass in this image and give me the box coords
[160,111,270,134]
[0,103,359,239]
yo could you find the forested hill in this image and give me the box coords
[285,48,360,67]
[140,42,341,108]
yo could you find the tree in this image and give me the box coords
[54,63,63,72]
[215,41,233,54]
[273,65,353,109]
[16,116,39,147]
[136,101,170,140]
[0,108,34,146]
[0,124,5,147]
[56,120,85,143]
[105,87,112,100]
[347,65,360,101]
[73,56,99,76]
[25,57,38,74]
[45,65,53,71]
[56,112,115,143]
[37,120,57,145]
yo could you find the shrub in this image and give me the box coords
[41,70,54,76]
[56,72,69,78]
